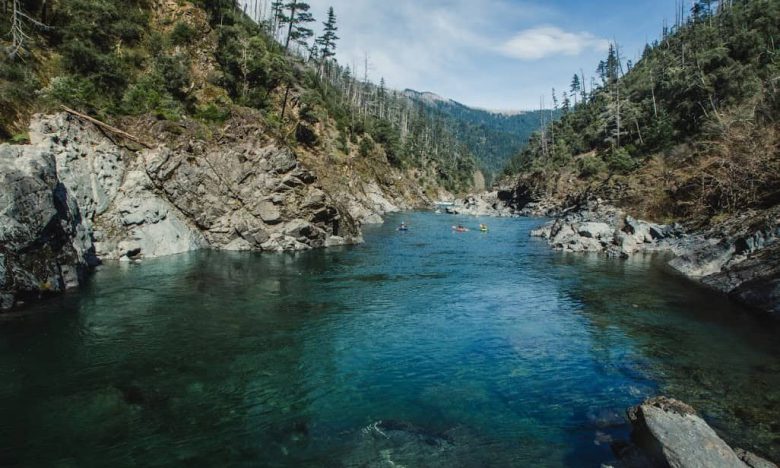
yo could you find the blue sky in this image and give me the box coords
[286,1,681,110]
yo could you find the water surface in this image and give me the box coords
[1,212,778,466]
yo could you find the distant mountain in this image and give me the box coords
[403,90,559,183]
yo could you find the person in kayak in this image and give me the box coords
[398,222,409,231]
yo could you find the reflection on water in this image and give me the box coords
[0,213,778,467]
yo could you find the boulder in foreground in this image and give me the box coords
[608,396,777,468]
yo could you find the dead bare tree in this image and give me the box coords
[6,0,46,60]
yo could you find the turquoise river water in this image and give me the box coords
[0,213,778,467]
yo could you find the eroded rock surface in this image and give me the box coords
[0,141,96,309]
[0,113,375,310]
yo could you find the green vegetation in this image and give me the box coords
[0,0,477,192]
[506,0,779,221]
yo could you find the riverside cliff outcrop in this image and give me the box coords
[0,113,429,311]
[520,195,780,317]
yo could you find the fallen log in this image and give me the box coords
[60,105,154,149]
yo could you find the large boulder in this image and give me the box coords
[0,144,95,309]
[576,222,614,240]
[618,397,776,468]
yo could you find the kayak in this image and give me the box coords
[452,226,469,233]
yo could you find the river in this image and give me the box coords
[0,212,778,466]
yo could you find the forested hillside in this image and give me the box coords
[404,89,558,184]
[505,0,779,225]
[0,0,477,192]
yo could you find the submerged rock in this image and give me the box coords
[342,420,494,468]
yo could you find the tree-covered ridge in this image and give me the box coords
[404,89,559,184]
[506,0,779,223]
[0,0,477,192]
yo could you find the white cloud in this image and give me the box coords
[304,0,553,89]
[499,26,610,60]
[240,0,637,108]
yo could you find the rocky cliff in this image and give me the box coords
[0,112,433,311]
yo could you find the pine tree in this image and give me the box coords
[316,7,339,61]
[605,43,620,83]
[570,74,581,106]
[283,1,315,52]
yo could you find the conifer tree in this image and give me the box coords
[316,7,339,61]
[283,1,315,52]
[570,74,581,106]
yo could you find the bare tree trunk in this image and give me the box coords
[616,82,621,148]
[280,83,291,120]
[284,3,297,51]
[8,0,45,59]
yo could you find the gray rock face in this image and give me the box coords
[612,397,777,468]
[339,181,406,225]
[447,192,518,218]
[0,141,94,310]
[143,141,356,252]
[668,211,780,317]
[0,113,364,310]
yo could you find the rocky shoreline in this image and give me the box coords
[0,113,433,311]
[517,197,779,318]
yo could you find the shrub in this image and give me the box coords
[10,133,30,144]
[295,122,318,146]
[358,137,374,158]
[577,155,607,178]
[156,54,191,99]
[605,147,637,173]
[42,75,99,109]
[170,21,197,46]
[195,103,231,123]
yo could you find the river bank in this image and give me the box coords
[498,190,780,318]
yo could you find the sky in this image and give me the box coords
[255,0,682,111]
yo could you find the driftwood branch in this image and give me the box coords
[60,105,154,149]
